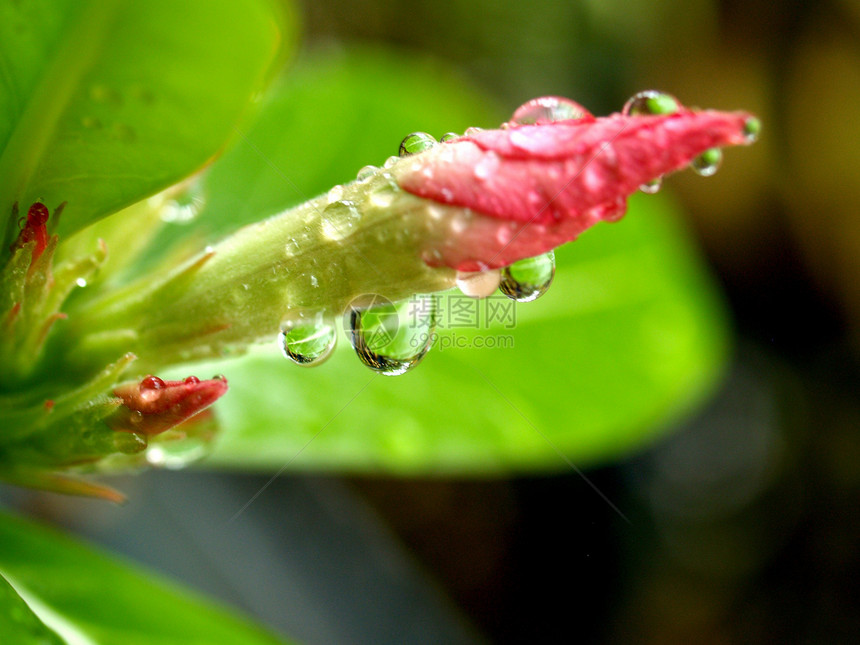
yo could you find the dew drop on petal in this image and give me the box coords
[399,132,437,156]
[499,251,555,303]
[456,270,502,299]
[743,116,761,143]
[639,177,663,194]
[622,90,681,116]
[508,96,593,125]
[279,311,337,367]
[439,132,460,143]
[464,126,485,136]
[691,147,723,177]
[346,294,437,376]
[139,375,165,403]
[321,200,361,240]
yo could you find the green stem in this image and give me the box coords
[60,168,457,374]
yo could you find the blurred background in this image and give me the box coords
[5,0,860,642]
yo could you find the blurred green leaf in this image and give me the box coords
[195,45,504,240]
[0,0,292,243]
[0,511,293,645]
[0,572,63,645]
[186,192,729,474]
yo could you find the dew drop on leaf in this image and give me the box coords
[508,96,593,125]
[499,251,555,303]
[691,147,723,177]
[622,90,681,116]
[346,294,437,376]
[161,180,206,224]
[279,311,337,367]
[399,132,437,156]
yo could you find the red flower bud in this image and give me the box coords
[109,374,228,436]
[396,104,758,271]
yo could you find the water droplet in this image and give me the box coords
[161,180,206,224]
[370,187,395,209]
[439,132,459,142]
[321,200,360,240]
[743,116,761,143]
[139,375,165,403]
[499,251,555,302]
[691,147,723,177]
[75,277,88,288]
[456,270,502,298]
[146,439,210,469]
[509,96,593,125]
[639,177,663,194]
[279,312,337,366]
[346,294,437,376]
[327,184,344,202]
[399,132,437,156]
[383,155,399,169]
[464,126,485,136]
[114,431,148,454]
[357,165,378,181]
[622,90,680,116]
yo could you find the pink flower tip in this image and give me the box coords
[109,374,228,436]
[395,95,759,271]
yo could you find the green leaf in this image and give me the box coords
[0,572,64,645]
[0,511,293,645]
[0,0,293,244]
[183,192,730,474]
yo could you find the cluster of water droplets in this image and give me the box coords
[284,91,766,376]
[276,99,578,375]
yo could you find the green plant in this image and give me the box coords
[0,1,757,642]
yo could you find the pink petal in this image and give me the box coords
[396,110,755,271]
